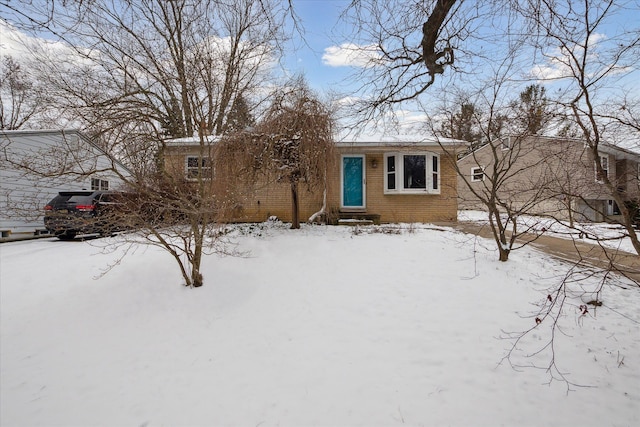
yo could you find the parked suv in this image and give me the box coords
[44,191,132,240]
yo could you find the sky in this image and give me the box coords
[282,0,353,92]
[0,0,357,94]
[1,0,639,140]
[2,1,638,96]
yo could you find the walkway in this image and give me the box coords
[450,221,640,284]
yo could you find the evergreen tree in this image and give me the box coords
[515,84,549,135]
[224,95,255,133]
[440,102,482,144]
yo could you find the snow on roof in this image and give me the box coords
[336,133,467,147]
[164,135,222,146]
[163,132,468,148]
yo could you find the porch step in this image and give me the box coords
[338,219,374,226]
[336,212,381,225]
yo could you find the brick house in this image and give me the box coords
[457,135,640,222]
[163,134,466,224]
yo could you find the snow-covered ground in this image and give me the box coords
[459,209,638,254]
[1,222,638,426]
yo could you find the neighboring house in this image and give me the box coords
[0,129,132,237]
[163,134,466,224]
[457,135,640,222]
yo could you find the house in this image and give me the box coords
[162,134,466,224]
[0,129,132,237]
[457,135,640,222]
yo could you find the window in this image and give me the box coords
[186,156,212,180]
[91,178,109,190]
[386,155,396,190]
[501,137,510,150]
[471,166,485,182]
[403,155,426,189]
[384,152,440,194]
[595,154,609,183]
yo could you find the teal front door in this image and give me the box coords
[342,155,365,208]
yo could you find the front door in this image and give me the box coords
[342,155,365,208]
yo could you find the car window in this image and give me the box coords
[67,195,94,204]
[48,195,73,208]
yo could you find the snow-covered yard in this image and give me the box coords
[1,222,638,426]
[459,209,638,254]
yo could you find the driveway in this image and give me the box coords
[451,221,640,284]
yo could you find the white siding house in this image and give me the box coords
[0,129,132,237]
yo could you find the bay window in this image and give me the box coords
[384,152,440,194]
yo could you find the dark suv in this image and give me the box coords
[44,191,132,240]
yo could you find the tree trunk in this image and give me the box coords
[290,179,300,229]
[191,243,204,287]
[566,197,574,228]
[498,246,510,262]
[489,207,511,262]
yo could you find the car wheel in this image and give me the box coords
[56,231,76,240]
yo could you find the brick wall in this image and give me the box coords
[164,143,460,224]
[327,148,459,223]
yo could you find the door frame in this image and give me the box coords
[341,154,366,209]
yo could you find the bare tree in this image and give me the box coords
[487,0,640,386]
[123,137,238,288]
[437,74,556,261]
[338,0,483,121]
[1,0,293,287]
[0,55,49,129]
[518,0,640,255]
[11,0,287,172]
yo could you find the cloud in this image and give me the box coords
[0,19,34,58]
[528,32,610,81]
[322,43,382,68]
[0,18,95,66]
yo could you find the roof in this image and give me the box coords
[164,135,221,146]
[456,134,640,162]
[599,141,640,161]
[164,132,468,148]
[336,137,466,149]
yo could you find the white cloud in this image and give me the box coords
[0,19,35,58]
[528,32,610,81]
[0,19,96,67]
[322,43,382,68]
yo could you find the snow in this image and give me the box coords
[459,209,638,254]
[1,222,639,426]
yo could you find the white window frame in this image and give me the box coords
[185,156,212,180]
[501,137,511,150]
[471,166,485,182]
[91,178,109,190]
[383,152,440,195]
[340,154,366,209]
[595,154,609,183]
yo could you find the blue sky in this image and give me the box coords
[1,0,639,139]
[286,1,640,84]
[282,0,354,93]
[0,0,355,94]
